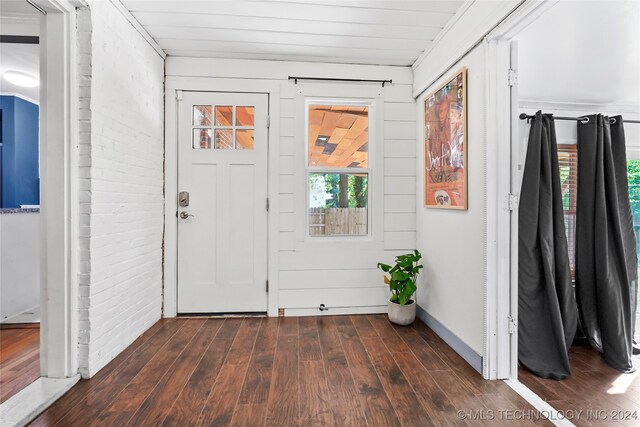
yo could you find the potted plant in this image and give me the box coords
[377,250,423,325]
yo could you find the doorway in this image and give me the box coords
[0,0,80,423]
[493,0,640,421]
[177,92,269,314]
[0,0,43,404]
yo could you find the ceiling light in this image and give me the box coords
[3,71,39,88]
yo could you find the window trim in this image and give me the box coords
[292,83,385,250]
[304,97,375,240]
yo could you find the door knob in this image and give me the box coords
[179,211,194,219]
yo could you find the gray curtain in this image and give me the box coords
[519,111,578,380]
[575,114,638,373]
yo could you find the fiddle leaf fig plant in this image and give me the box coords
[377,250,423,305]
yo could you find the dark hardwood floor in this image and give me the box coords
[0,326,40,404]
[519,345,640,426]
[30,315,547,426]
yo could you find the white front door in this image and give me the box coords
[177,92,268,313]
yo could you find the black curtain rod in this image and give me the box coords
[519,113,640,124]
[288,76,392,87]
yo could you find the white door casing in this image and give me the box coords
[509,40,521,380]
[484,0,562,380]
[177,92,268,313]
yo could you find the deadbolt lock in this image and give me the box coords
[178,191,189,207]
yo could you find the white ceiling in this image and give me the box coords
[515,0,640,107]
[0,1,40,103]
[0,43,40,103]
[0,0,40,15]
[121,0,466,66]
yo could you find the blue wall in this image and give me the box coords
[0,96,39,208]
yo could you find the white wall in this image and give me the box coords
[409,0,522,364]
[515,0,640,153]
[77,1,164,378]
[165,57,416,316]
[415,45,487,356]
[0,213,40,321]
[410,0,588,374]
[516,1,640,107]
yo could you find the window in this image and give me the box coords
[558,145,578,277]
[627,159,640,342]
[307,104,370,236]
[192,105,255,150]
[560,149,640,339]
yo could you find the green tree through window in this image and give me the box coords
[627,160,640,342]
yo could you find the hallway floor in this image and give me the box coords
[30,315,545,426]
[519,345,640,426]
[0,325,40,404]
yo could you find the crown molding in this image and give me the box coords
[0,15,40,37]
[519,99,640,116]
[0,14,39,24]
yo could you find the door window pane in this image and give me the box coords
[308,173,368,236]
[215,129,233,149]
[193,105,212,126]
[192,104,256,150]
[193,128,211,149]
[308,105,368,168]
[236,129,254,150]
[215,106,233,126]
[236,106,255,126]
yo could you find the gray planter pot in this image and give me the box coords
[388,299,416,325]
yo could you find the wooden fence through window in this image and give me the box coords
[309,207,367,236]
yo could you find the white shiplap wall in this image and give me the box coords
[165,57,416,315]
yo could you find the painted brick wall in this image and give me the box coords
[77,1,164,378]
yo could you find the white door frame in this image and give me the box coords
[176,91,269,314]
[164,77,281,317]
[484,0,560,379]
[33,0,84,378]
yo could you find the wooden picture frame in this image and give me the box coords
[423,67,467,209]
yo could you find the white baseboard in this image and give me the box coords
[1,306,40,324]
[283,305,388,317]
